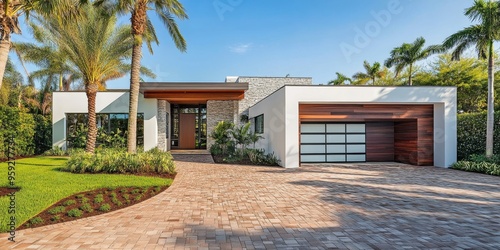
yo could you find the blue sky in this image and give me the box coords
[12,0,475,88]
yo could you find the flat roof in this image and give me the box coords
[139,82,249,104]
[140,82,249,92]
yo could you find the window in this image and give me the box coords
[255,115,264,134]
[166,112,169,139]
[65,113,144,148]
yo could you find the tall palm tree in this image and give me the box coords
[95,0,188,153]
[328,72,352,85]
[13,40,82,91]
[0,0,82,90]
[352,61,385,85]
[36,6,138,153]
[385,37,441,86]
[442,0,500,157]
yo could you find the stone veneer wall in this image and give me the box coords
[236,77,312,120]
[157,100,168,151]
[206,100,239,148]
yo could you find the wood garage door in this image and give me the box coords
[300,123,366,163]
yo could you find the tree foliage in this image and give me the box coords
[352,61,385,85]
[441,0,500,157]
[385,37,442,85]
[413,54,489,112]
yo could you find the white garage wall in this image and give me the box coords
[52,91,158,150]
[248,88,287,167]
[250,86,457,168]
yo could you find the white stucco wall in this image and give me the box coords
[248,88,287,166]
[52,91,158,150]
[249,86,457,168]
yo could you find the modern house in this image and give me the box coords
[52,76,457,168]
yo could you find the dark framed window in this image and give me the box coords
[255,115,264,134]
[166,112,169,139]
[65,113,144,148]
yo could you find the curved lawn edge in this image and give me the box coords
[0,156,174,233]
[19,185,171,230]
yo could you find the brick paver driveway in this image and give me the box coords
[2,159,500,249]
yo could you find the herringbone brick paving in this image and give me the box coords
[1,156,499,249]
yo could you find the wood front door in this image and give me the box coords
[179,113,196,149]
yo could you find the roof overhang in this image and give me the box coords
[140,82,249,103]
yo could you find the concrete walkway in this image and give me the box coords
[1,160,500,249]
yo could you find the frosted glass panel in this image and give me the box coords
[327,124,345,133]
[347,134,365,143]
[301,155,326,162]
[327,145,345,153]
[346,124,365,133]
[347,154,366,162]
[301,124,325,133]
[327,155,346,162]
[327,135,345,143]
[347,144,366,153]
[301,134,325,143]
[301,145,326,154]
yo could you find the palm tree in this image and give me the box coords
[352,61,385,85]
[13,40,82,91]
[385,37,441,86]
[36,6,138,153]
[0,0,82,90]
[328,72,352,85]
[442,0,500,157]
[94,0,188,153]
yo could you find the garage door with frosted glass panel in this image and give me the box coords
[300,123,366,163]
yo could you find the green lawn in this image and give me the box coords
[0,156,172,232]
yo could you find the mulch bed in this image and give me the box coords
[0,187,20,197]
[19,185,171,230]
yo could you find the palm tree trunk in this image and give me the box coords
[127,36,143,154]
[408,64,413,86]
[486,41,495,158]
[59,74,63,91]
[85,83,99,153]
[0,38,11,90]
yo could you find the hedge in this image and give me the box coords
[0,106,51,159]
[457,111,500,160]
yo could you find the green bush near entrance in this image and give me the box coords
[210,121,280,166]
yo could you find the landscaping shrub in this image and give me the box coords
[457,111,500,160]
[80,203,93,213]
[467,154,500,164]
[210,121,236,156]
[94,194,104,204]
[210,121,280,166]
[33,114,52,155]
[111,197,122,206]
[43,146,67,156]
[67,208,83,217]
[452,153,500,176]
[98,204,111,212]
[48,206,65,215]
[29,217,43,225]
[50,215,61,222]
[451,161,500,176]
[63,199,76,206]
[0,107,50,158]
[63,148,175,174]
